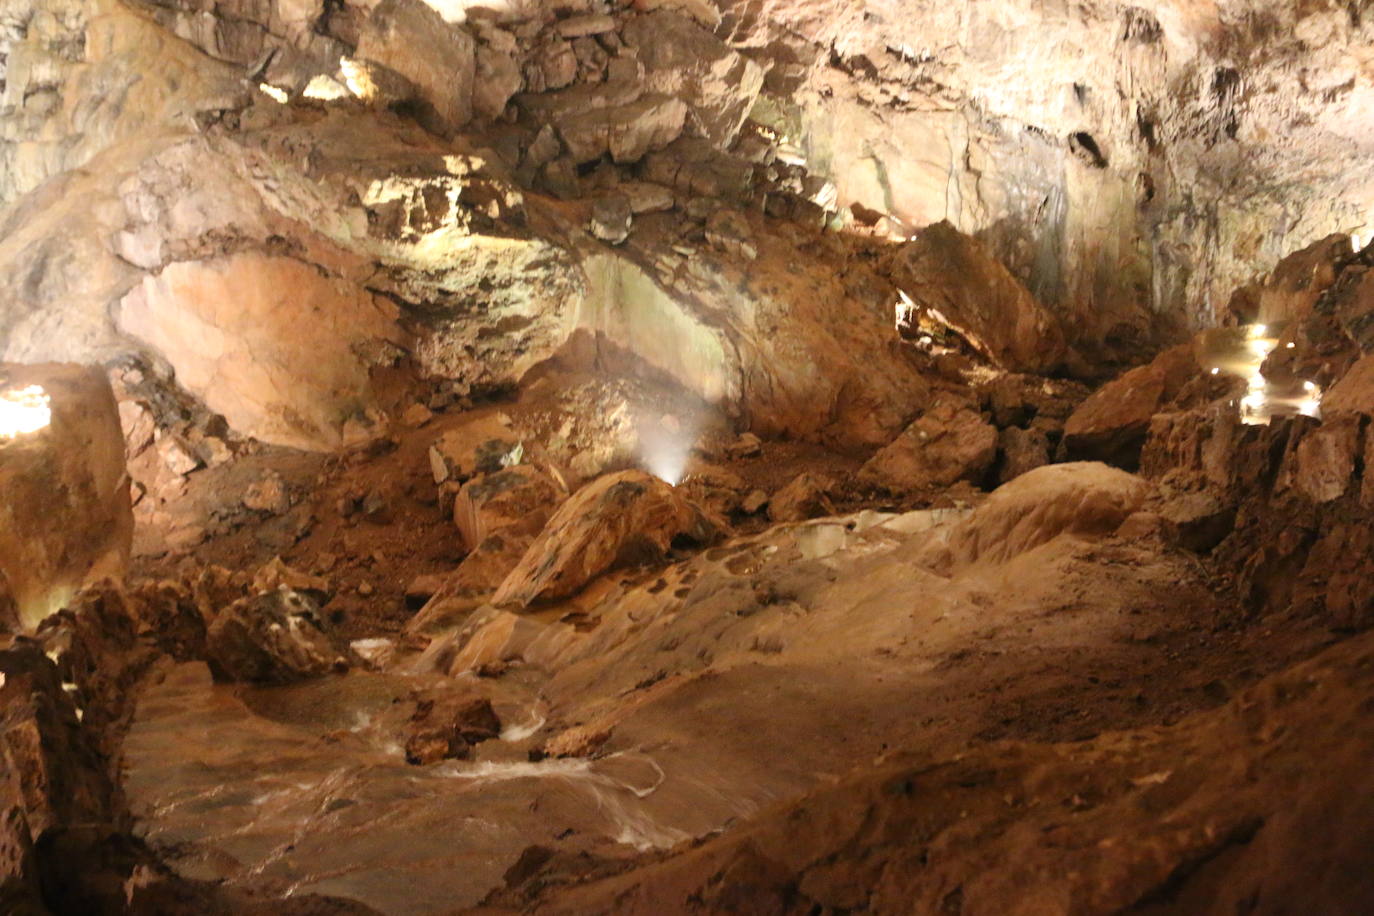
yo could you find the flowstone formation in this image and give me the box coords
[2,0,1374,914]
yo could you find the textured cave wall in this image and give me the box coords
[1,0,1372,395]
[720,0,1374,343]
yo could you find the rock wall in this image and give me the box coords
[2,0,1373,452]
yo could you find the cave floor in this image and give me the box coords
[120,412,1341,915]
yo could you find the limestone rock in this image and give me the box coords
[473,44,523,121]
[556,14,616,38]
[356,0,476,134]
[206,588,353,684]
[251,557,331,602]
[0,364,132,630]
[1294,415,1361,504]
[1225,233,1349,325]
[551,92,688,165]
[494,470,723,607]
[117,253,407,451]
[239,472,288,515]
[941,462,1149,569]
[705,209,757,260]
[622,11,764,150]
[453,466,563,553]
[429,416,522,485]
[859,399,998,492]
[1061,345,1199,469]
[887,222,1067,374]
[768,473,835,523]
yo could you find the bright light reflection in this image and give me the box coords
[0,385,52,440]
[1207,324,1324,425]
[303,75,351,101]
[638,413,693,486]
[258,83,289,104]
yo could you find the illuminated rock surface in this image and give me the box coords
[0,363,132,629]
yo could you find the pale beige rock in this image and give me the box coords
[942,462,1149,569]
[494,470,723,607]
[117,253,406,451]
[0,363,132,630]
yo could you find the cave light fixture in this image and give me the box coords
[0,384,52,441]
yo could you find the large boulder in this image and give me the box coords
[886,221,1067,374]
[859,398,998,491]
[493,469,723,607]
[1060,344,1198,469]
[453,466,563,552]
[205,588,354,684]
[0,364,132,630]
[939,462,1149,568]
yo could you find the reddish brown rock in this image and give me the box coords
[206,589,353,684]
[453,466,562,553]
[1225,233,1349,325]
[996,425,1051,484]
[859,398,997,492]
[493,470,723,607]
[1294,415,1362,503]
[404,690,501,765]
[1061,344,1198,469]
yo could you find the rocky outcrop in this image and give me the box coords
[887,221,1067,374]
[118,253,407,451]
[859,397,998,492]
[0,363,132,630]
[494,470,723,607]
[355,0,476,135]
[206,587,354,683]
[938,462,1149,569]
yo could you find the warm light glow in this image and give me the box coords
[1210,367,1220,375]
[303,75,351,101]
[0,385,52,440]
[339,57,378,101]
[258,83,289,104]
[895,289,916,332]
[638,413,693,486]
